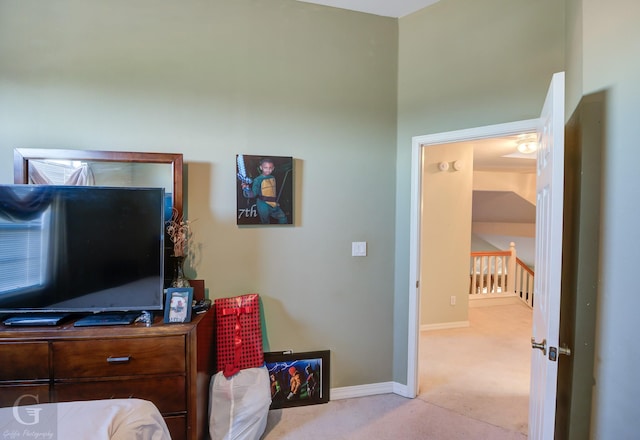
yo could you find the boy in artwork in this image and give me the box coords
[241,157,288,224]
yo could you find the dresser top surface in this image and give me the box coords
[0,311,209,341]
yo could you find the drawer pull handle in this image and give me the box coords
[107,356,131,364]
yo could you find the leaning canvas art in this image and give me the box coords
[264,350,330,409]
[236,154,293,225]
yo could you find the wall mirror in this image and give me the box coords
[13,148,183,219]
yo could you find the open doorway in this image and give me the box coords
[408,73,566,439]
[406,119,540,432]
[416,133,536,434]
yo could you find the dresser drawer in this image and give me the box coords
[164,415,187,440]
[52,336,185,379]
[0,384,50,407]
[0,342,49,380]
[55,375,186,413]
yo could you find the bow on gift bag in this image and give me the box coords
[214,294,265,377]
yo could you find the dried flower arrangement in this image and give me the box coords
[166,208,191,257]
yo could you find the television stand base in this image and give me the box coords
[74,312,141,327]
[3,313,71,327]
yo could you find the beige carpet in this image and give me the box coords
[261,303,530,439]
[418,302,532,435]
[262,393,526,440]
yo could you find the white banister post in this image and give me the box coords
[508,241,517,294]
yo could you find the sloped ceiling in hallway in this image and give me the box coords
[472,191,536,267]
[472,191,535,224]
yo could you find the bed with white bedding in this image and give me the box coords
[0,398,171,440]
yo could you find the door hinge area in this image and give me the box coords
[416,280,420,288]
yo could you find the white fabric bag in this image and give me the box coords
[209,366,271,440]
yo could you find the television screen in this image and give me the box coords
[0,184,165,314]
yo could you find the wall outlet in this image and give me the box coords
[450,295,456,306]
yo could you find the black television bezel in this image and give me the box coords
[0,184,166,315]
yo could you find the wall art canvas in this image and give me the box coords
[264,350,330,409]
[236,154,293,225]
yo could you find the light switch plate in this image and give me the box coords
[352,241,367,257]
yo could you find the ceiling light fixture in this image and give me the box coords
[516,135,538,154]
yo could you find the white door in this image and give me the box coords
[529,71,565,439]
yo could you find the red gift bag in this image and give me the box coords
[214,293,264,377]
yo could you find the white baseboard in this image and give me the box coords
[420,321,469,332]
[331,382,399,400]
[469,294,521,308]
[392,381,412,398]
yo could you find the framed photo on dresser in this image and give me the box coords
[164,287,194,323]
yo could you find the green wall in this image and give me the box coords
[0,0,398,388]
[577,0,640,437]
[7,3,612,419]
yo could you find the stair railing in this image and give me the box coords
[513,256,534,308]
[470,242,534,308]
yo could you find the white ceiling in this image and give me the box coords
[296,0,441,18]
[466,135,537,173]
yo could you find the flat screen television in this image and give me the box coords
[0,184,165,318]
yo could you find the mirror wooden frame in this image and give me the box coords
[13,148,184,218]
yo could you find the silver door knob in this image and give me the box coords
[558,344,572,357]
[531,337,547,355]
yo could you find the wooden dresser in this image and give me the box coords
[0,309,214,440]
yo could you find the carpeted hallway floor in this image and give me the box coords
[418,302,531,435]
[261,303,531,439]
